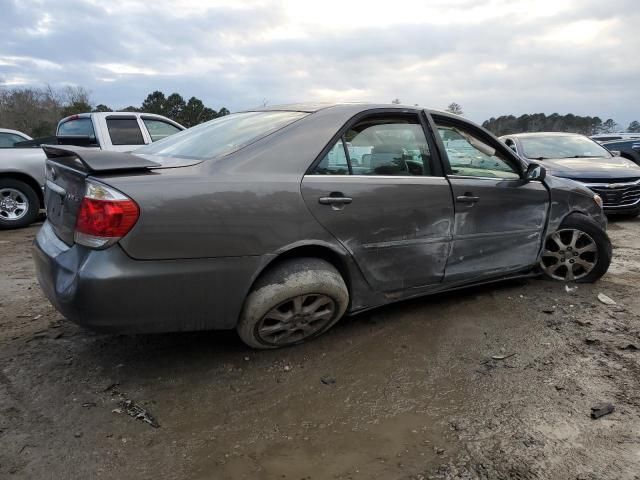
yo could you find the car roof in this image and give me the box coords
[57,112,186,129]
[243,102,457,117]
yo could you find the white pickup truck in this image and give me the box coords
[0,112,184,229]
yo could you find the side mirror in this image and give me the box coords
[610,150,621,157]
[525,162,546,181]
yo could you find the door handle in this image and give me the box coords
[319,194,353,205]
[456,194,480,203]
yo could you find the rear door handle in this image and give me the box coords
[456,195,480,203]
[319,195,353,205]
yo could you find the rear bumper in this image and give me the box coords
[33,221,270,333]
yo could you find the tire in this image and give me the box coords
[0,178,40,229]
[237,257,349,349]
[539,214,612,283]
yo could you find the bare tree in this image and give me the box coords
[445,102,463,115]
[0,85,62,137]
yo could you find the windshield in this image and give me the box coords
[135,111,307,160]
[520,135,611,160]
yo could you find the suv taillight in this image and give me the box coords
[75,180,139,249]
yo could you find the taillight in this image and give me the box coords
[75,180,140,249]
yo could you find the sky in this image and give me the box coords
[1,0,639,127]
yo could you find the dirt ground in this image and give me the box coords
[1,219,640,480]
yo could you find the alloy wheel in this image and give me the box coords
[0,188,29,221]
[540,228,598,281]
[257,294,337,346]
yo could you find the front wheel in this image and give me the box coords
[237,258,349,349]
[539,214,612,283]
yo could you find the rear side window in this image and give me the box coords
[135,111,307,160]
[106,118,145,146]
[0,133,27,148]
[58,118,96,138]
[312,114,433,176]
[314,141,350,175]
[142,119,182,142]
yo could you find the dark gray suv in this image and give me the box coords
[33,103,611,348]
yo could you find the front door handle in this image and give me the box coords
[456,194,480,204]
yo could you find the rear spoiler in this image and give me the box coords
[42,145,160,173]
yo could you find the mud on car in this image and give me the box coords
[33,103,612,348]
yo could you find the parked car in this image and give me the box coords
[599,139,640,166]
[0,112,184,229]
[0,128,32,148]
[34,103,611,349]
[501,132,640,216]
[591,133,640,142]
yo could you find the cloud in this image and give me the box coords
[0,0,639,126]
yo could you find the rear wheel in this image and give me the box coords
[237,258,349,349]
[0,178,40,229]
[539,214,612,283]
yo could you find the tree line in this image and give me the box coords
[3,88,638,139]
[426,102,639,137]
[481,113,639,137]
[0,85,229,138]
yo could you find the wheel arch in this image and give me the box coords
[0,172,44,207]
[243,240,376,314]
[558,209,593,225]
[259,242,353,293]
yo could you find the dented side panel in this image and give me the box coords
[301,175,454,292]
[444,178,549,282]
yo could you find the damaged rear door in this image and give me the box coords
[301,110,454,293]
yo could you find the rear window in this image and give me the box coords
[58,118,96,138]
[135,111,307,160]
[106,118,145,146]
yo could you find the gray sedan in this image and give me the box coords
[34,103,612,348]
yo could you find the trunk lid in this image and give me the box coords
[42,145,160,245]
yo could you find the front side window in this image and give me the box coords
[312,115,433,176]
[437,125,520,179]
[57,118,96,138]
[106,118,145,146]
[142,119,182,142]
[135,111,307,160]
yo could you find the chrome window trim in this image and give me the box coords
[447,174,528,181]
[304,174,448,181]
[306,174,540,183]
